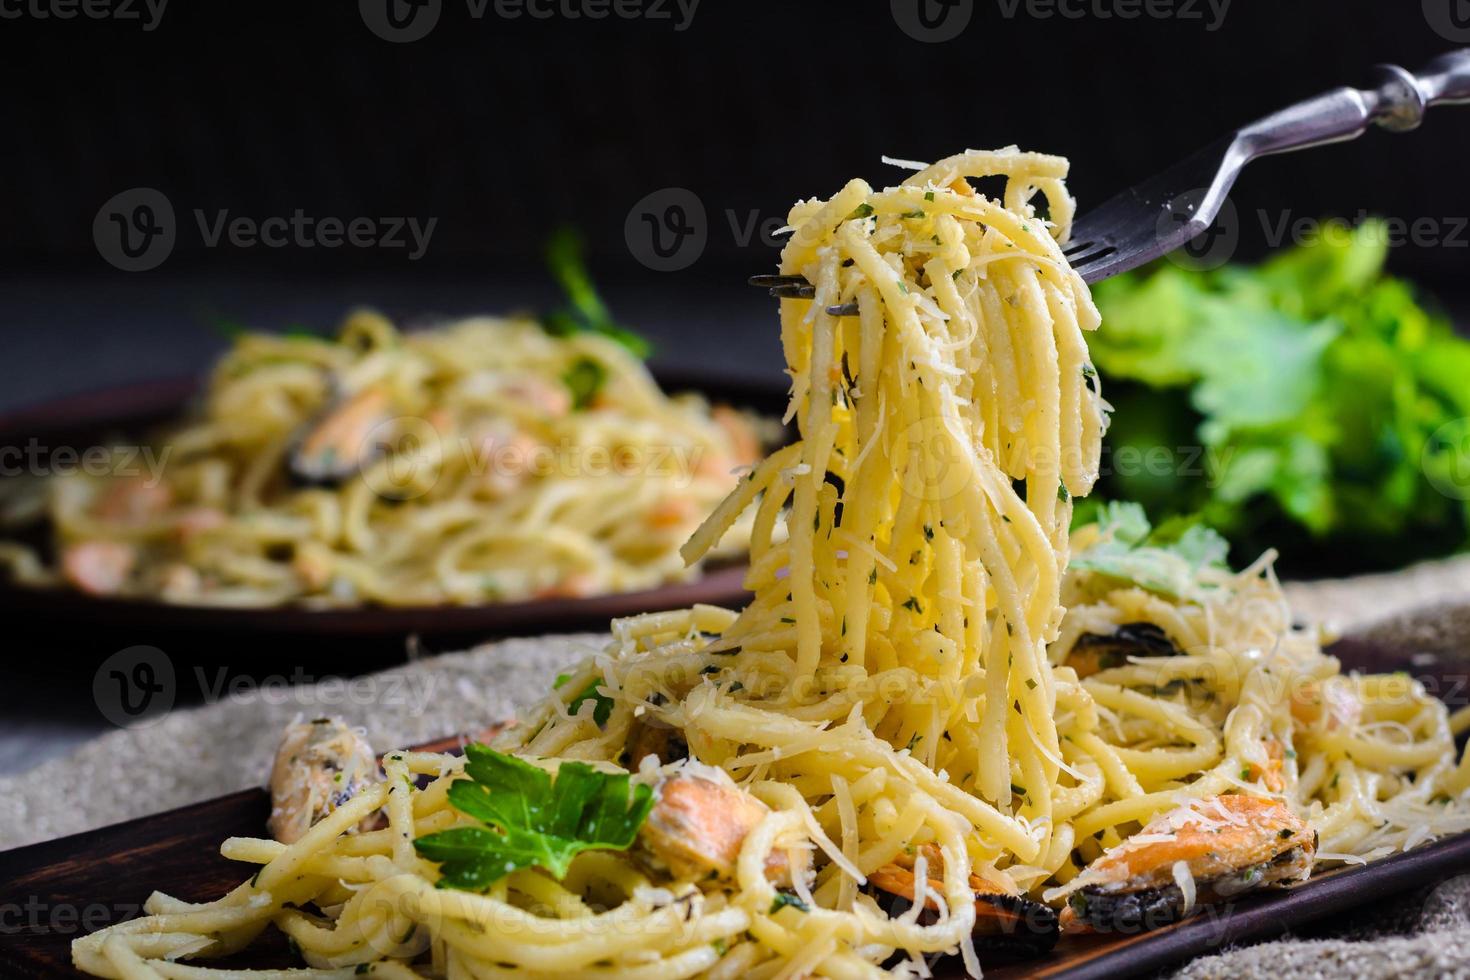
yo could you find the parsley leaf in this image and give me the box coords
[544,229,652,358]
[413,744,654,890]
[569,680,616,727]
[770,891,811,913]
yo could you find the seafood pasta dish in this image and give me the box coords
[0,310,765,608]
[72,149,1470,978]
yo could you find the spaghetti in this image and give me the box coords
[71,149,1470,979]
[0,312,766,607]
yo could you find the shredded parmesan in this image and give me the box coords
[1172,860,1197,915]
[881,154,930,171]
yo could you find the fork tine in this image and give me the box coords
[768,284,816,299]
[751,273,858,314]
[755,134,1236,291]
[1066,136,1238,283]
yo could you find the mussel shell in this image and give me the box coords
[1071,845,1310,933]
[869,886,1060,958]
[973,893,1060,956]
[287,387,390,487]
[1069,882,1189,933]
[288,445,375,486]
[1071,621,1180,671]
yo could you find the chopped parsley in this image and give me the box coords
[562,357,608,411]
[769,891,811,914]
[568,680,615,728]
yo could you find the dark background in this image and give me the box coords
[1,1,1468,412]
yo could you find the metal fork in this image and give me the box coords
[753,49,1470,317]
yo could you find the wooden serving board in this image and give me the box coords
[4,640,1468,980]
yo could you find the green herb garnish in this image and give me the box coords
[543,228,651,357]
[562,357,608,411]
[568,680,616,728]
[413,744,653,891]
[769,891,811,914]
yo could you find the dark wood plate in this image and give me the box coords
[2,638,1466,979]
[0,367,790,670]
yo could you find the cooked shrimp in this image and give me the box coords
[267,717,383,844]
[462,371,571,419]
[469,422,539,497]
[291,542,335,591]
[156,563,202,600]
[712,406,761,467]
[646,496,697,531]
[60,541,136,596]
[92,476,172,524]
[637,771,804,885]
[1291,676,1361,732]
[1243,738,1287,793]
[173,507,226,541]
[534,572,597,600]
[1057,793,1314,932]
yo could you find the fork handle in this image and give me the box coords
[1237,49,1470,159]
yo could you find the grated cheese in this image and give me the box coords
[1172,860,1196,915]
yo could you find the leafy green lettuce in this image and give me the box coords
[1070,501,1230,600]
[1084,220,1470,572]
